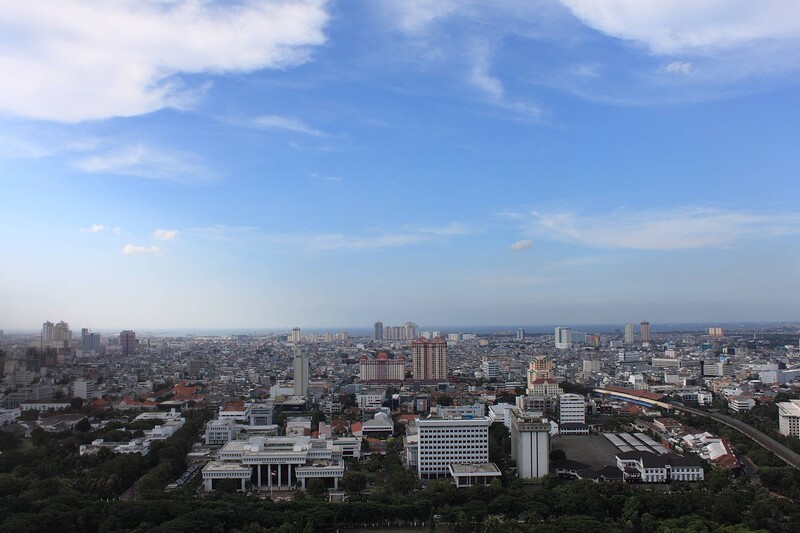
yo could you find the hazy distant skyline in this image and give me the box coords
[1,1,799,329]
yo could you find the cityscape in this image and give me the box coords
[1,320,800,531]
[2,1,800,532]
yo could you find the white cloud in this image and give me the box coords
[72,145,211,183]
[152,229,180,241]
[122,244,164,255]
[112,227,122,236]
[660,61,693,74]
[0,0,329,122]
[250,115,325,136]
[308,172,342,182]
[523,207,800,250]
[83,224,106,233]
[510,239,534,251]
[559,0,800,55]
[384,0,460,34]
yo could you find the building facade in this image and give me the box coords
[778,400,800,437]
[412,337,448,381]
[554,327,572,349]
[414,417,491,479]
[510,409,550,479]
[359,352,405,383]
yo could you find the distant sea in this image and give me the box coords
[110,322,797,337]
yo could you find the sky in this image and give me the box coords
[1,0,799,331]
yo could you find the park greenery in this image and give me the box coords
[0,404,798,531]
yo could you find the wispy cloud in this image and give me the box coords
[0,0,330,122]
[510,239,534,251]
[190,225,262,242]
[521,207,800,250]
[251,115,326,137]
[191,222,474,252]
[122,244,164,256]
[152,229,180,241]
[660,61,693,75]
[83,224,106,233]
[72,145,212,183]
[468,45,543,121]
[308,172,342,182]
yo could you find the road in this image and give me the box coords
[675,404,800,470]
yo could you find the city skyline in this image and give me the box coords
[2,2,800,329]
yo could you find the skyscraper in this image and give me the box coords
[290,327,301,343]
[554,327,572,349]
[120,330,137,356]
[42,320,72,349]
[624,323,635,344]
[516,328,525,341]
[640,321,650,343]
[293,346,309,396]
[374,321,384,341]
[412,337,447,381]
[81,328,101,352]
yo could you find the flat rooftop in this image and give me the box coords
[449,463,501,474]
[551,434,620,469]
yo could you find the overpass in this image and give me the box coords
[593,386,800,470]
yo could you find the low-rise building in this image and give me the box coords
[616,451,704,483]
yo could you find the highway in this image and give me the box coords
[674,404,800,470]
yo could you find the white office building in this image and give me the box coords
[413,416,491,479]
[205,418,237,446]
[510,409,550,479]
[481,356,499,379]
[558,394,587,434]
[778,399,800,437]
[554,327,572,349]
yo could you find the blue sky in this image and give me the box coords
[1,0,799,330]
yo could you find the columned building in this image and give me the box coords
[203,436,345,492]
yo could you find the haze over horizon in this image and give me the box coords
[1,1,799,330]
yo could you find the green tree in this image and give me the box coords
[306,478,327,499]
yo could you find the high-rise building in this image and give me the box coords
[72,379,95,400]
[624,323,635,344]
[510,409,550,479]
[640,321,650,343]
[290,327,301,343]
[412,337,448,381]
[120,330,137,356]
[293,346,309,396]
[554,327,572,349]
[516,328,525,341]
[374,321,383,341]
[481,356,499,379]
[359,352,405,383]
[708,327,724,338]
[404,322,419,340]
[42,320,72,349]
[81,328,101,352]
[527,355,554,383]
